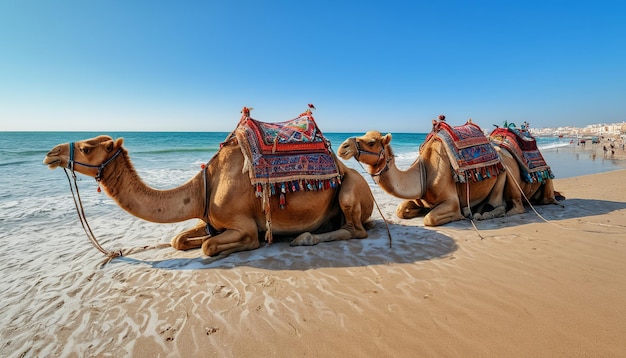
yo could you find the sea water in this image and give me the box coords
[1,130,626,355]
[0,131,623,265]
[1,131,624,239]
[2,130,623,255]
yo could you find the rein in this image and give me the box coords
[349,137,395,247]
[64,142,123,259]
[352,137,427,199]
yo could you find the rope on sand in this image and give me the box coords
[354,160,393,248]
[503,164,624,235]
[64,168,171,264]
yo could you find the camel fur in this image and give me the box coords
[338,130,563,226]
[338,131,508,226]
[44,135,374,257]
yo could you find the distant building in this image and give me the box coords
[530,121,625,138]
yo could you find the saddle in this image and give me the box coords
[490,127,554,183]
[426,118,504,183]
[224,106,341,242]
[233,106,341,192]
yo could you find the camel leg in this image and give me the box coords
[495,147,527,216]
[532,179,563,206]
[396,199,429,219]
[423,198,464,226]
[291,200,367,246]
[291,170,372,246]
[290,229,352,246]
[201,223,260,257]
[504,179,526,216]
[171,220,210,251]
[473,173,507,221]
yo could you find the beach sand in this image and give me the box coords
[3,164,626,356]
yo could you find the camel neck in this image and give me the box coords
[100,151,206,223]
[373,146,426,200]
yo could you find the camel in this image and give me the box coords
[338,125,509,226]
[338,121,562,226]
[43,133,374,257]
[489,127,563,215]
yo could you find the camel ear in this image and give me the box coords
[383,133,392,145]
[105,138,123,153]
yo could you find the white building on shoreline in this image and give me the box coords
[528,122,626,138]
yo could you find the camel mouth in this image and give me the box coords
[337,142,355,159]
[43,157,62,169]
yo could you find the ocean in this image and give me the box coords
[2,130,623,264]
[2,130,626,356]
[2,131,625,251]
[2,131,625,248]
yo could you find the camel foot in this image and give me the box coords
[396,200,428,219]
[474,206,506,221]
[290,232,319,246]
[170,236,207,251]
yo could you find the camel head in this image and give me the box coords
[338,131,392,167]
[43,135,125,179]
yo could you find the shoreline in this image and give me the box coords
[2,169,625,356]
[536,141,626,179]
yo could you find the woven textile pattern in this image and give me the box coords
[426,121,504,183]
[490,127,554,183]
[235,113,341,189]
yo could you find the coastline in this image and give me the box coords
[535,140,626,179]
[1,133,626,357]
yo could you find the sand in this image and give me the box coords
[2,169,626,357]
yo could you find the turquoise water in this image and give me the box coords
[2,130,625,356]
[1,130,624,236]
[1,131,623,209]
[2,130,624,234]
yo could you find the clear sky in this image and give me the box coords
[1,1,625,133]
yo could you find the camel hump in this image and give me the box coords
[236,106,331,154]
[428,117,504,183]
[489,127,554,183]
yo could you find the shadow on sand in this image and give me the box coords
[107,220,458,271]
[105,197,625,271]
[443,197,626,232]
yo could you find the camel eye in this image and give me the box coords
[81,147,90,154]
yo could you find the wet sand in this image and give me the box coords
[2,165,626,357]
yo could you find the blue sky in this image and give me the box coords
[1,1,625,133]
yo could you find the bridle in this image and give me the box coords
[67,141,122,182]
[350,137,390,177]
[350,137,427,200]
[63,142,124,259]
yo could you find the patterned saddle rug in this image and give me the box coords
[426,119,504,183]
[223,106,341,243]
[490,127,554,183]
[230,106,341,204]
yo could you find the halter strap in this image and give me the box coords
[352,137,427,200]
[66,142,122,181]
[351,137,384,161]
[351,137,388,176]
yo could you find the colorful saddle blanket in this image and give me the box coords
[426,120,504,183]
[232,108,341,201]
[490,127,554,183]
